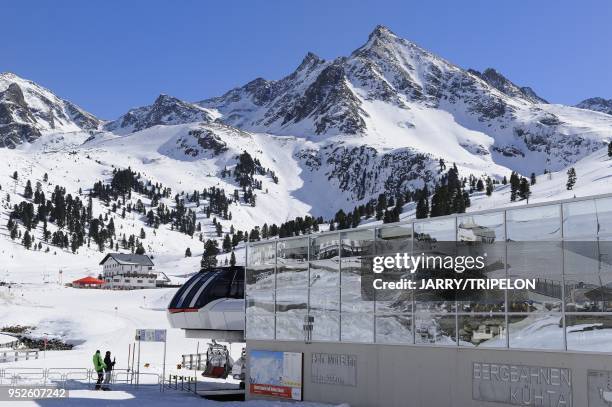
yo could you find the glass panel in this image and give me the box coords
[601,239,612,272]
[565,274,612,312]
[508,314,563,350]
[247,242,276,266]
[277,237,309,262]
[375,314,413,344]
[309,260,340,312]
[413,218,457,313]
[246,293,275,314]
[246,265,275,292]
[563,200,598,239]
[375,282,413,314]
[414,287,456,313]
[245,265,275,315]
[310,290,339,313]
[310,311,339,341]
[309,255,340,340]
[341,256,374,313]
[246,313,275,340]
[414,218,456,243]
[275,289,308,314]
[341,229,374,257]
[507,276,562,312]
[276,263,308,292]
[566,314,612,352]
[341,313,374,343]
[596,197,612,237]
[507,241,562,276]
[564,241,603,274]
[376,224,413,255]
[414,313,457,345]
[506,205,561,241]
[310,233,340,260]
[457,212,504,243]
[457,287,505,313]
[457,212,506,312]
[276,237,309,339]
[276,311,307,341]
[458,315,506,347]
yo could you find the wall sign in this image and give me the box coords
[472,362,572,407]
[311,353,357,387]
[135,329,166,342]
[249,350,303,401]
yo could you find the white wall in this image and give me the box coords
[246,339,607,407]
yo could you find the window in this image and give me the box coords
[246,242,276,340]
[243,196,612,352]
[276,238,308,341]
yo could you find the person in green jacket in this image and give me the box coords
[93,350,106,390]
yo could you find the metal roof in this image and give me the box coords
[99,253,155,266]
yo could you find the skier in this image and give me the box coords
[92,350,106,390]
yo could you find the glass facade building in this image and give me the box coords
[245,194,612,352]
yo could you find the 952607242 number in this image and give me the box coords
[1,387,69,401]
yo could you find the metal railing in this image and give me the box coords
[0,367,162,390]
[181,353,205,371]
[167,373,198,393]
[0,349,39,363]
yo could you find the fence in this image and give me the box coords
[0,367,242,396]
[0,349,39,363]
[0,367,161,389]
[167,373,199,393]
[181,353,206,371]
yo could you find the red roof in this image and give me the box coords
[72,276,105,285]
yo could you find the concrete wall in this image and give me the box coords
[246,339,611,407]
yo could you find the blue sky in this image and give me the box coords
[2,0,610,119]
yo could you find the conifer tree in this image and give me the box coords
[201,239,219,270]
[566,167,576,190]
[22,230,32,249]
[24,180,33,199]
[518,178,531,202]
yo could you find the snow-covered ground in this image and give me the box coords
[0,280,350,406]
[0,383,345,407]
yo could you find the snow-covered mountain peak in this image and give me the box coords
[367,24,398,42]
[297,52,325,72]
[104,93,214,135]
[0,72,100,148]
[576,97,612,115]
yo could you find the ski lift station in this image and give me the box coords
[168,193,612,407]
